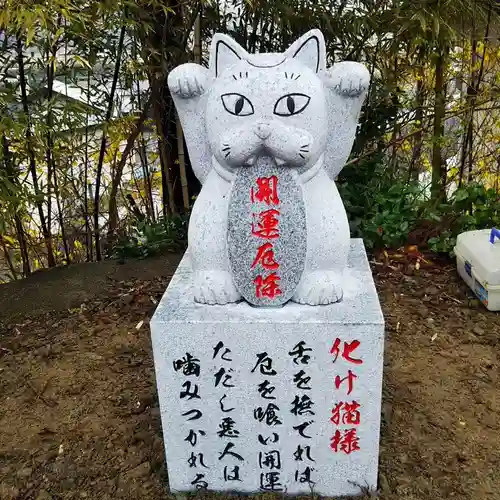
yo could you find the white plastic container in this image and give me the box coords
[454,228,500,311]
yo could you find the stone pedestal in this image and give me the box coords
[150,239,384,497]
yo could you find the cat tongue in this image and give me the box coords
[243,156,257,166]
[255,155,275,167]
[253,155,286,168]
[244,155,286,168]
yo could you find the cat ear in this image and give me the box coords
[210,34,248,77]
[286,29,326,73]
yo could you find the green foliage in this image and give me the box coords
[1,0,500,279]
[427,183,500,254]
[110,214,189,261]
[340,158,500,254]
[338,155,427,249]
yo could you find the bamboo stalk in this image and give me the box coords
[2,134,30,276]
[46,16,70,264]
[139,136,155,221]
[458,23,478,187]
[93,21,126,260]
[177,118,190,211]
[0,235,18,280]
[389,55,399,175]
[13,216,30,277]
[175,6,202,213]
[409,47,425,181]
[431,48,448,201]
[52,162,70,264]
[154,104,177,217]
[16,36,56,267]
[84,69,92,261]
[134,54,155,222]
[130,155,148,217]
[107,94,153,239]
[467,4,491,183]
[194,11,202,64]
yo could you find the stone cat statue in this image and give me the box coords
[168,29,369,306]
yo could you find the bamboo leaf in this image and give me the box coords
[26,26,36,47]
[73,54,92,69]
[433,16,440,39]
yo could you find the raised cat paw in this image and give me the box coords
[325,62,370,98]
[193,270,242,305]
[168,63,210,99]
[292,271,344,305]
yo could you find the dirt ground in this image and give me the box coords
[0,252,499,500]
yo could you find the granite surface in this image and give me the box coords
[168,29,370,305]
[153,239,383,325]
[227,156,307,306]
[150,239,385,496]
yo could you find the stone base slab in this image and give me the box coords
[151,239,385,497]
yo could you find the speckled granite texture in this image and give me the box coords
[151,239,385,496]
[227,156,307,306]
[168,29,370,305]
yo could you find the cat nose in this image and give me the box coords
[255,122,271,140]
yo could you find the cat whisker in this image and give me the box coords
[232,75,237,81]
[285,72,288,79]
[246,72,248,78]
[224,151,231,158]
[222,147,231,152]
[299,153,306,159]
[294,75,301,80]
[300,148,309,153]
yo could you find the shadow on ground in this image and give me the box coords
[0,254,181,322]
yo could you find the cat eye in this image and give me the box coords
[274,93,311,117]
[221,93,254,116]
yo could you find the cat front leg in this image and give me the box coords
[292,270,344,305]
[192,269,241,305]
[188,169,242,305]
[292,62,369,303]
[168,63,213,185]
[291,167,350,306]
[327,61,370,98]
[322,61,370,180]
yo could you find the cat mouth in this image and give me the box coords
[244,154,286,167]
